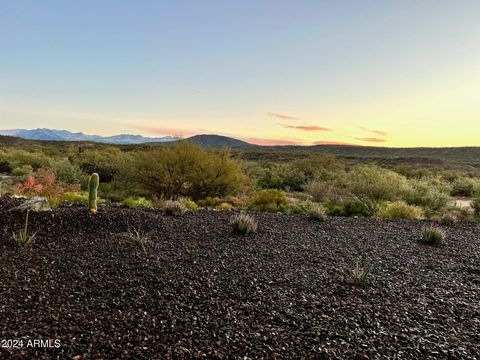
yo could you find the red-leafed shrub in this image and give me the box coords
[15,169,80,206]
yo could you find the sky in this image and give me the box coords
[1,1,479,147]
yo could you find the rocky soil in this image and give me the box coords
[0,197,479,359]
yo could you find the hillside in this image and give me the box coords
[2,133,480,162]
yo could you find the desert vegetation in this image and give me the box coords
[1,139,480,224]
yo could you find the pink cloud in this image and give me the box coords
[282,125,332,132]
[267,112,299,121]
[355,137,387,143]
[358,126,387,136]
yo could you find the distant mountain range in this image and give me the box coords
[2,128,480,161]
[0,128,176,144]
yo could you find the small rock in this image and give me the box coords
[9,196,52,212]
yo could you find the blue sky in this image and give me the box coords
[1,1,479,146]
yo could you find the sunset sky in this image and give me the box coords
[1,1,479,147]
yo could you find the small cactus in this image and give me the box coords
[88,173,99,214]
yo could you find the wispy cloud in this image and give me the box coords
[267,112,299,121]
[358,126,387,136]
[282,124,332,132]
[313,140,357,146]
[355,137,387,143]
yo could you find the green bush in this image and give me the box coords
[60,191,89,204]
[377,201,424,220]
[307,202,327,221]
[128,142,246,200]
[12,165,34,177]
[451,177,477,197]
[122,196,152,208]
[420,225,446,247]
[180,198,199,210]
[346,165,408,201]
[330,197,380,217]
[403,177,451,213]
[248,189,288,212]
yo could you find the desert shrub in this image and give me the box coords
[420,225,445,246]
[122,197,151,208]
[224,195,248,208]
[128,142,246,200]
[12,165,34,177]
[451,177,478,197]
[304,180,345,203]
[330,197,380,217]
[377,201,424,220]
[471,197,480,215]
[0,160,12,174]
[180,198,199,210]
[5,150,52,170]
[217,202,233,210]
[248,189,288,212]
[15,169,80,207]
[291,154,344,183]
[439,212,457,226]
[346,165,408,201]
[164,200,187,216]
[60,191,89,204]
[307,202,327,221]
[197,196,224,208]
[78,147,127,183]
[230,212,257,235]
[50,159,83,184]
[403,177,451,213]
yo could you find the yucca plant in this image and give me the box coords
[230,212,257,235]
[344,260,371,287]
[119,227,151,247]
[420,225,446,247]
[12,209,37,247]
[164,200,187,216]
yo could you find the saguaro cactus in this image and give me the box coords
[88,173,99,213]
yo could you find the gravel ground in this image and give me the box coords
[0,197,479,359]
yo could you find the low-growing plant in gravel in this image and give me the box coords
[164,200,187,216]
[344,259,371,287]
[119,227,151,247]
[307,202,327,221]
[12,209,36,247]
[439,212,457,226]
[230,212,257,235]
[420,225,446,247]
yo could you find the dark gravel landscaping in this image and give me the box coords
[1,197,479,359]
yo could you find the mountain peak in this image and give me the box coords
[0,128,176,144]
